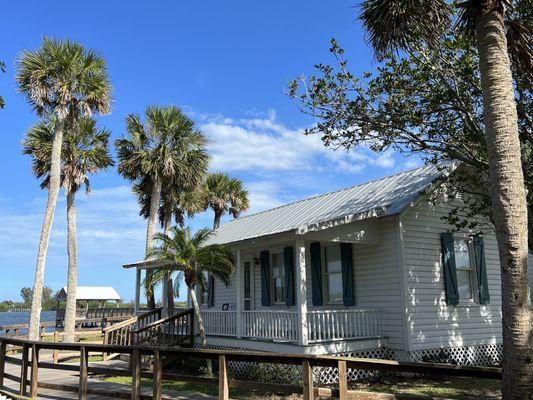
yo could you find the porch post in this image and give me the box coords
[134,266,141,314]
[295,240,309,346]
[235,249,242,338]
[162,276,169,317]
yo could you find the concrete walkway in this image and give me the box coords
[2,359,217,400]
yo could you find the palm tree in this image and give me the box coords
[17,38,111,340]
[116,106,209,308]
[147,227,234,349]
[204,173,249,230]
[358,1,531,397]
[23,118,113,342]
[134,176,207,304]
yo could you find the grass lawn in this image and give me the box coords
[349,376,501,399]
[104,375,501,399]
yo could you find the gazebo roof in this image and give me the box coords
[56,286,122,301]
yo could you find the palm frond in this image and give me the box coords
[16,37,111,119]
[360,0,451,59]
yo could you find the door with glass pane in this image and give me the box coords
[243,260,253,310]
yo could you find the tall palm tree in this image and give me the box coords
[17,38,111,340]
[116,106,209,308]
[358,1,531,397]
[22,118,113,342]
[147,227,234,349]
[204,173,249,230]
[134,176,207,304]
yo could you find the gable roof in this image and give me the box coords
[56,286,122,301]
[206,163,451,245]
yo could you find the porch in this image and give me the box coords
[200,308,382,344]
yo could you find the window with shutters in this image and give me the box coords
[271,252,285,304]
[454,239,476,301]
[324,244,343,304]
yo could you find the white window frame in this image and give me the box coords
[270,250,286,305]
[323,244,344,306]
[242,258,254,311]
[454,237,479,305]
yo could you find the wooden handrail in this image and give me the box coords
[133,308,193,334]
[102,316,138,333]
[0,335,502,400]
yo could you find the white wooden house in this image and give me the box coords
[125,164,532,366]
[188,164,532,365]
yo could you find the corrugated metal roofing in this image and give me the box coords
[56,286,122,301]
[206,164,451,245]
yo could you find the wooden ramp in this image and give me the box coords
[1,360,215,400]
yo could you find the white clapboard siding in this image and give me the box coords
[303,217,404,349]
[401,194,502,351]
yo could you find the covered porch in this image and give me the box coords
[201,218,385,347]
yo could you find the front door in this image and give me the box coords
[243,260,253,310]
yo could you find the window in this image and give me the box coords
[271,252,285,303]
[454,239,474,300]
[324,245,343,303]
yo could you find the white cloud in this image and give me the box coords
[199,110,395,175]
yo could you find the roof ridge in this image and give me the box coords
[224,163,435,225]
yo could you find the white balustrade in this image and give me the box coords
[241,310,299,342]
[307,309,382,342]
[200,309,382,343]
[200,311,237,336]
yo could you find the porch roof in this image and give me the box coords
[206,163,453,245]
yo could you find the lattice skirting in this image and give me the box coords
[195,343,502,385]
[408,344,502,367]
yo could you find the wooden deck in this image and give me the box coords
[1,357,215,400]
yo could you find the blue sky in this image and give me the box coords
[0,1,420,302]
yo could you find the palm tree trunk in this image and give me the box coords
[164,211,172,236]
[213,211,222,231]
[145,177,162,309]
[188,285,207,347]
[63,189,78,343]
[188,285,213,375]
[28,121,64,341]
[527,206,533,253]
[475,8,532,398]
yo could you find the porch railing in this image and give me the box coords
[201,311,237,336]
[201,309,382,344]
[307,309,382,342]
[242,310,299,342]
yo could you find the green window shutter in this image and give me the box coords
[340,243,355,306]
[310,242,323,306]
[474,235,490,305]
[441,232,459,305]
[260,250,271,306]
[207,275,215,308]
[284,246,295,307]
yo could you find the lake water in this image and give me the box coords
[0,311,57,333]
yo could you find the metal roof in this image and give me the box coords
[56,286,122,301]
[206,164,451,245]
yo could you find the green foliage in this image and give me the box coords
[145,226,234,293]
[16,37,111,120]
[289,35,533,248]
[22,117,114,193]
[116,105,209,185]
[205,172,249,230]
[0,286,58,311]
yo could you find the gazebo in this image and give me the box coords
[56,286,122,309]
